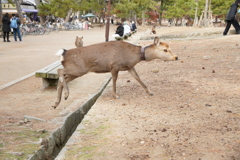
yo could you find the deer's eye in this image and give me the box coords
[164,49,168,52]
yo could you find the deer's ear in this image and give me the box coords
[82,36,83,39]
[154,37,160,45]
[76,36,78,38]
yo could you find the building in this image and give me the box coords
[2,0,38,15]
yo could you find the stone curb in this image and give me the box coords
[140,30,223,40]
[28,77,112,160]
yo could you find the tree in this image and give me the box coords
[113,0,158,25]
[35,0,232,26]
[1,0,24,23]
[35,0,45,24]
[15,0,24,23]
[155,0,173,25]
[164,0,196,19]
[211,0,232,18]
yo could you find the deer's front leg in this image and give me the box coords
[128,67,154,96]
[57,69,69,100]
[111,69,120,99]
[52,77,64,109]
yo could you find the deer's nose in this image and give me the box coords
[175,56,178,60]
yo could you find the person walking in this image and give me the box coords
[11,14,22,42]
[2,13,11,42]
[223,0,240,35]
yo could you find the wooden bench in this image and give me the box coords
[35,61,63,88]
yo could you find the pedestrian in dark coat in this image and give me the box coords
[115,22,124,37]
[223,0,240,35]
[131,21,137,32]
[2,13,11,42]
[112,22,124,39]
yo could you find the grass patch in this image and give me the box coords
[65,123,111,160]
[0,143,39,160]
[0,129,49,160]
[66,145,97,160]
[0,142,4,148]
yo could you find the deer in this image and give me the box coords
[75,36,83,48]
[53,37,178,109]
[151,26,156,34]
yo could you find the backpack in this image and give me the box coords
[10,18,18,29]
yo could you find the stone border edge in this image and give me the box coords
[28,76,112,160]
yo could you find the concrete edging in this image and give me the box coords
[28,77,112,160]
[140,30,223,40]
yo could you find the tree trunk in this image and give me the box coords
[158,0,163,25]
[15,0,24,23]
[204,0,209,27]
[65,9,72,23]
[193,0,199,27]
[34,0,45,24]
[159,13,162,26]
[142,11,145,26]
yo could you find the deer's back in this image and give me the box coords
[62,41,141,74]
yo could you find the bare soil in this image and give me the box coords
[63,30,240,160]
[1,26,240,160]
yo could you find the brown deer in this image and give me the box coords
[53,37,178,109]
[151,26,156,34]
[75,36,83,48]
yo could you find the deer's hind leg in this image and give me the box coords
[111,68,120,99]
[52,69,78,109]
[52,69,66,109]
[128,67,153,96]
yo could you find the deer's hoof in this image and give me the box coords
[149,93,154,96]
[64,93,69,100]
[52,105,57,109]
[52,102,59,109]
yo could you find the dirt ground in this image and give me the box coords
[1,26,240,160]
[62,30,240,160]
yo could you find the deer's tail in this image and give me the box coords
[55,49,66,62]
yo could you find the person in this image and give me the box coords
[112,22,124,38]
[223,0,240,35]
[123,21,131,36]
[2,13,11,42]
[111,17,114,24]
[83,18,89,29]
[131,21,137,32]
[11,14,22,42]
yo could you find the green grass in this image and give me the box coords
[0,142,4,148]
[65,123,111,160]
[0,143,39,160]
[0,128,49,160]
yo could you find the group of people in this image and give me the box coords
[4,0,240,43]
[2,13,22,42]
[112,21,137,38]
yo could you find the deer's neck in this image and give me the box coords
[141,46,153,61]
[140,47,146,61]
